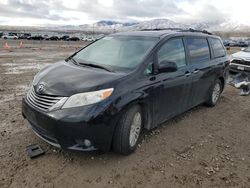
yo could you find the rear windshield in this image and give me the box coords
[210,38,226,58]
[73,36,158,71]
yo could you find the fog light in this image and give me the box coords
[75,139,92,147]
[84,139,91,147]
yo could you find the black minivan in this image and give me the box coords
[22,30,229,155]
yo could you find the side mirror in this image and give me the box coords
[158,60,178,73]
[241,48,245,51]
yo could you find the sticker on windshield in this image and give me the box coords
[103,37,113,40]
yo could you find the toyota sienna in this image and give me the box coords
[22,30,229,155]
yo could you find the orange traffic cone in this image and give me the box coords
[4,42,11,50]
[19,41,24,48]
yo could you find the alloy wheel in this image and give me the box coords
[129,112,142,147]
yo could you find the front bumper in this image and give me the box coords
[22,98,117,152]
[229,63,250,73]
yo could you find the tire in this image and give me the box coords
[205,79,222,107]
[112,105,143,155]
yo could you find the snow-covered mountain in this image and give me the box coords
[96,20,138,27]
[46,18,250,33]
[127,19,185,30]
[124,19,250,32]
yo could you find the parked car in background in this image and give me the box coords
[46,36,59,41]
[237,41,248,47]
[2,33,18,39]
[228,40,237,47]
[82,36,95,42]
[29,35,44,40]
[66,36,80,41]
[19,33,31,39]
[22,30,229,155]
[60,35,70,41]
[223,40,230,50]
[86,36,95,41]
[28,35,44,40]
[43,35,49,40]
[230,47,250,73]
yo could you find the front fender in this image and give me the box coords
[110,89,155,130]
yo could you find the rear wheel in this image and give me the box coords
[205,79,222,106]
[112,105,142,155]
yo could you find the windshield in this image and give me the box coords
[243,46,250,52]
[73,36,158,71]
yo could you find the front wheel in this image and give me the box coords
[205,79,222,107]
[112,105,142,155]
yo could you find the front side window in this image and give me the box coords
[73,36,158,71]
[186,38,210,63]
[157,38,186,68]
[210,38,226,58]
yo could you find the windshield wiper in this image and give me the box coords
[65,50,81,63]
[66,56,79,65]
[78,62,113,72]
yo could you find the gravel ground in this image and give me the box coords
[0,39,249,188]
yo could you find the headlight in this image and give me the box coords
[62,88,114,109]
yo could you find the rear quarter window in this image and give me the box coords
[186,38,210,63]
[210,38,226,58]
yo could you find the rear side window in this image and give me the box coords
[186,38,210,63]
[157,38,186,68]
[210,38,226,58]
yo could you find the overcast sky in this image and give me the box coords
[0,0,249,26]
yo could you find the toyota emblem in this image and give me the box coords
[37,84,45,93]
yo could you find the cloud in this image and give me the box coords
[0,0,249,26]
[195,4,227,24]
[173,3,228,25]
[77,0,184,20]
[0,0,73,21]
[0,0,185,23]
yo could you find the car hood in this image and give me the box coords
[32,61,127,96]
[231,51,250,61]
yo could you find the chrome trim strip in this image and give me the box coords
[230,63,250,68]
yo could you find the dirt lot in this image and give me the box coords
[0,39,249,188]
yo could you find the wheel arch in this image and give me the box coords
[114,99,153,131]
[218,76,225,91]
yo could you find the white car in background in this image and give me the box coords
[2,34,18,40]
[230,47,250,73]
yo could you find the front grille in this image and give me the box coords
[26,87,64,111]
[231,59,250,66]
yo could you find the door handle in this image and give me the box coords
[149,76,156,81]
[193,69,200,74]
[185,71,191,77]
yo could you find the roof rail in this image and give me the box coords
[140,28,183,31]
[183,28,213,35]
[140,28,213,35]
